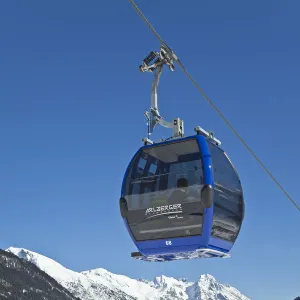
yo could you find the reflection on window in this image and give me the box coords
[148,163,157,176]
[125,140,204,211]
[137,158,147,176]
[207,141,244,243]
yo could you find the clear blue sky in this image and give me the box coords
[0,1,299,299]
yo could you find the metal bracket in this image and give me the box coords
[194,126,221,146]
[139,45,175,73]
[140,45,184,142]
[142,137,153,145]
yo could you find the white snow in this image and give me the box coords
[6,247,250,300]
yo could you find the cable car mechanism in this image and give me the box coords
[119,45,245,262]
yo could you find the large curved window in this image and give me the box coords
[122,139,205,241]
[207,141,244,243]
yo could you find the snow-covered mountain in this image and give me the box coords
[0,249,80,300]
[6,247,250,300]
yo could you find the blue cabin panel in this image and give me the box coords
[208,237,233,252]
[136,235,204,256]
[196,135,214,246]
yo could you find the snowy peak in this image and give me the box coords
[7,247,83,284]
[0,249,80,300]
[151,274,191,299]
[187,274,249,300]
[153,274,182,288]
[6,247,250,300]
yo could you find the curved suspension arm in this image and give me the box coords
[151,64,162,115]
[149,65,173,129]
[141,46,184,141]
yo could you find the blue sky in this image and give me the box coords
[0,0,299,299]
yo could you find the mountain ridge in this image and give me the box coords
[6,247,250,300]
[0,248,81,300]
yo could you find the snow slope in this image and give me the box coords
[6,247,250,300]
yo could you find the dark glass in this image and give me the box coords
[123,139,205,241]
[207,141,244,243]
